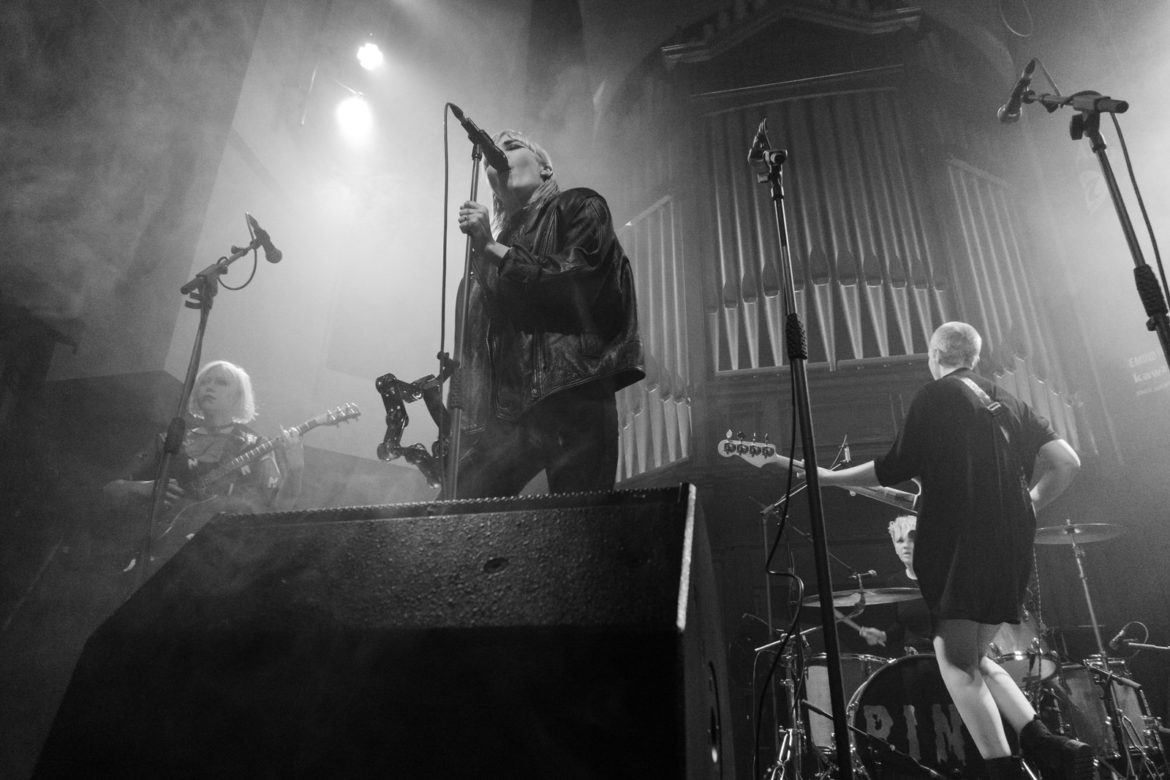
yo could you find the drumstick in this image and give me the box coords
[836,610,885,646]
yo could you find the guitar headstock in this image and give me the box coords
[316,403,362,427]
[717,430,778,468]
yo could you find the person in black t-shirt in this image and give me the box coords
[775,322,1090,780]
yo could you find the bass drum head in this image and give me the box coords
[849,654,988,779]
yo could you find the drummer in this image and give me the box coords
[855,515,933,656]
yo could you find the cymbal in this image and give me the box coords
[801,587,921,608]
[1034,523,1124,545]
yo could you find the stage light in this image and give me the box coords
[357,41,384,71]
[336,94,373,144]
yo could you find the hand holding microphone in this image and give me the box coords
[457,200,494,251]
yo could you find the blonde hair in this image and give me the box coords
[930,321,982,369]
[887,514,917,541]
[188,360,257,423]
[490,129,558,231]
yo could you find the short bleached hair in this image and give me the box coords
[930,321,982,369]
[188,360,257,423]
[887,514,917,541]
[490,129,557,228]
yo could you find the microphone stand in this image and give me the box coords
[749,120,852,779]
[1026,89,1170,370]
[134,235,268,589]
[1125,641,1170,653]
[442,143,485,499]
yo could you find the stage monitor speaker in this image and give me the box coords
[36,484,732,779]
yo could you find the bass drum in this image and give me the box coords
[849,654,987,779]
[986,610,1058,686]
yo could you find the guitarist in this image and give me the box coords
[776,322,1087,780]
[103,360,303,532]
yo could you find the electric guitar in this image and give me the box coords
[716,432,919,514]
[136,403,362,571]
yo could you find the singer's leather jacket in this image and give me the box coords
[449,186,643,433]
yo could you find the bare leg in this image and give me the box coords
[934,618,1012,759]
[980,654,1036,734]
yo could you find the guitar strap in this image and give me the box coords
[956,376,1011,445]
[955,374,1032,517]
[955,377,1044,626]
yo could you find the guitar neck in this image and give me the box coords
[843,484,918,514]
[767,452,918,513]
[195,419,319,491]
[717,439,918,514]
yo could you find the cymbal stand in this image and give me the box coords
[755,629,813,780]
[1063,518,1108,657]
[1063,521,1154,776]
[764,646,805,780]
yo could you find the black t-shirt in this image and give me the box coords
[874,368,1058,624]
[877,569,933,654]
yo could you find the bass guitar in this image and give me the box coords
[716,432,919,514]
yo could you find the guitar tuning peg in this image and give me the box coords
[762,433,771,442]
[736,431,744,439]
[725,429,733,438]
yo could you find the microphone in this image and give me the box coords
[245,213,282,263]
[997,58,1037,123]
[450,104,510,172]
[1108,623,1134,651]
[747,118,769,162]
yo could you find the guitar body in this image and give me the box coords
[150,494,263,569]
[125,403,362,575]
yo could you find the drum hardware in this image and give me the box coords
[804,654,888,753]
[1033,522,1124,546]
[1033,519,1119,671]
[847,654,1039,779]
[770,649,1040,779]
[803,698,947,780]
[800,587,923,609]
[986,612,1059,692]
[1046,659,1165,777]
[1037,519,1166,776]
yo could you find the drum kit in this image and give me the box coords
[763,521,1167,779]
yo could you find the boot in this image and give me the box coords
[1019,717,1095,780]
[984,756,1028,780]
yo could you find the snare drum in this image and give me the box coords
[986,611,1058,686]
[804,654,888,750]
[1048,657,1161,759]
[849,654,986,778]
